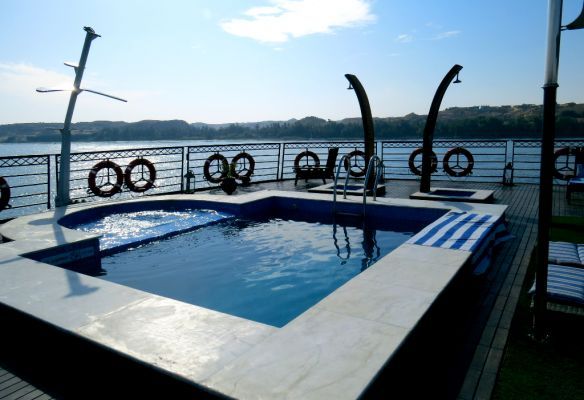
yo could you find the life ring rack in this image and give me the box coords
[203,153,228,183]
[124,158,156,193]
[294,150,320,170]
[88,160,124,197]
[443,147,474,177]
[408,147,438,176]
[231,152,255,179]
[0,177,11,211]
[343,150,367,177]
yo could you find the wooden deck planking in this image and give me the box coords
[0,364,55,400]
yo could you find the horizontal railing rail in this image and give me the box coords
[0,137,583,219]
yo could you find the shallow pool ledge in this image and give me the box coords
[0,190,507,399]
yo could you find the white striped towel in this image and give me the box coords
[406,211,513,274]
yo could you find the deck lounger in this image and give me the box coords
[294,147,339,185]
[530,264,584,315]
[567,177,584,203]
[548,241,584,268]
[406,211,513,275]
[567,162,584,203]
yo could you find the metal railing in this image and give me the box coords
[283,141,366,181]
[187,143,281,188]
[381,139,508,183]
[0,155,51,219]
[512,138,584,184]
[59,146,184,204]
[1,137,583,220]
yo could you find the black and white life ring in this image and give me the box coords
[203,153,228,183]
[124,158,156,192]
[294,151,320,170]
[443,147,474,177]
[408,148,438,176]
[343,150,367,177]
[88,160,124,197]
[0,177,11,210]
[231,152,255,179]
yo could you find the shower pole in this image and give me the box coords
[345,74,375,189]
[56,27,100,207]
[37,26,126,207]
[420,64,462,193]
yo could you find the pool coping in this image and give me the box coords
[0,190,507,399]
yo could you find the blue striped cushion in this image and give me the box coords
[548,241,583,266]
[406,211,512,275]
[530,264,584,305]
[568,177,584,185]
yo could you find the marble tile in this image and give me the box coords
[206,307,408,400]
[315,276,437,329]
[77,296,276,383]
[0,258,151,330]
[359,253,462,294]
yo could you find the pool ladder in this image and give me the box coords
[332,155,384,216]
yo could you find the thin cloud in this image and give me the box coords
[395,34,413,43]
[220,0,376,43]
[0,63,72,95]
[432,30,461,40]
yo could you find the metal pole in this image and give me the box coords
[56,27,100,207]
[420,64,463,193]
[344,74,375,189]
[534,0,563,340]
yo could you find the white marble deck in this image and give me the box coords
[0,190,507,399]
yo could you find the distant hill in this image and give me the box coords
[1,103,583,143]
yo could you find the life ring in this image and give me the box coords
[88,160,124,197]
[0,177,11,210]
[294,151,320,170]
[552,147,575,181]
[231,152,255,179]
[443,147,474,177]
[124,158,156,192]
[203,153,228,183]
[408,148,438,176]
[343,150,367,177]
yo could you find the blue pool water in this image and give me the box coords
[72,209,234,255]
[95,214,420,327]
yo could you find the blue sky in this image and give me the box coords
[1,0,583,124]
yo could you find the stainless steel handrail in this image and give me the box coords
[332,155,351,213]
[362,155,384,214]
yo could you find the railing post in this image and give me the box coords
[180,147,185,192]
[46,155,52,209]
[277,142,283,181]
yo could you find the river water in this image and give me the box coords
[0,140,265,157]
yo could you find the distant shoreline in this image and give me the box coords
[1,103,583,143]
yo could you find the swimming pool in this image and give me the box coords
[60,197,446,327]
[0,191,509,399]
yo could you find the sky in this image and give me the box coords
[1,0,583,124]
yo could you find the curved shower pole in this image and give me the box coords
[345,74,375,189]
[420,64,463,193]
